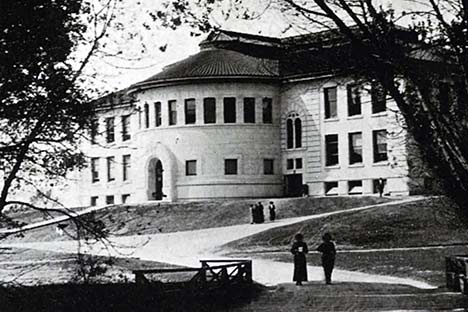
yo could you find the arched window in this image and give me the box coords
[295,118,302,148]
[286,119,294,149]
[286,112,302,149]
[144,103,149,128]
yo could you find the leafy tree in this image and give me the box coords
[155,0,468,215]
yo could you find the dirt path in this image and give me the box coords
[3,196,435,289]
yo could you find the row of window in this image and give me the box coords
[325,130,387,166]
[324,179,386,196]
[90,194,130,206]
[91,155,131,183]
[185,159,276,176]
[140,97,274,128]
[91,115,131,145]
[324,82,387,119]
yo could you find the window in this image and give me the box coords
[438,82,450,114]
[121,194,130,204]
[262,97,273,124]
[348,180,363,194]
[186,160,197,176]
[349,132,363,164]
[325,182,338,196]
[203,98,216,124]
[295,119,302,148]
[121,115,131,141]
[243,98,255,123]
[106,195,114,205]
[144,103,150,128]
[286,159,294,170]
[185,99,196,124]
[286,112,302,149]
[325,134,339,166]
[324,87,337,119]
[105,117,114,143]
[90,119,98,144]
[138,109,142,129]
[90,196,98,207]
[168,100,177,125]
[224,159,238,175]
[373,130,388,162]
[154,102,161,127]
[347,84,361,116]
[91,158,99,183]
[223,97,236,123]
[295,158,303,169]
[287,119,294,149]
[106,156,115,182]
[371,82,386,114]
[264,159,274,175]
[122,154,131,181]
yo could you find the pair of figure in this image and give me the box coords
[250,202,264,224]
[291,232,336,285]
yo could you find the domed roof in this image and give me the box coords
[133,48,279,89]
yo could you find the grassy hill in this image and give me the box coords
[5,196,393,242]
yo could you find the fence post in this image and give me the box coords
[245,261,253,283]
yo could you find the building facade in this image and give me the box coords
[74,29,415,206]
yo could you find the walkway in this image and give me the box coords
[3,196,435,289]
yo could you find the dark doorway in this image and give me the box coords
[285,174,303,197]
[154,160,163,200]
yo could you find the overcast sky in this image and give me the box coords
[85,0,429,93]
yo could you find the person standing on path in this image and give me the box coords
[250,204,256,224]
[257,202,265,223]
[317,232,336,284]
[377,178,385,197]
[268,201,276,221]
[291,233,308,286]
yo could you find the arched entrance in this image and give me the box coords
[148,158,164,200]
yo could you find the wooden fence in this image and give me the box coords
[446,255,468,293]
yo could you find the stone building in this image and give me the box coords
[75,29,415,206]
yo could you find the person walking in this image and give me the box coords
[268,201,276,221]
[377,178,385,197]
[257,202,265,223]
[291,233,308,286]
[317,232,336,285]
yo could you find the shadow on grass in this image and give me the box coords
[0,282,263,312]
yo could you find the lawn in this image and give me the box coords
[4,195,393,242]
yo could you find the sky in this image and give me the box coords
[83,0,430,93]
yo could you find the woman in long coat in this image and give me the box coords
[317,232,336,284]
[291,233,308,285]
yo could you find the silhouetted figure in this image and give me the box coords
[377,178,385,197]
[268,201,276,221]
[317,232,336,284]
[257,202,264,223]
[291,233,308,286]
[250,204,256,224]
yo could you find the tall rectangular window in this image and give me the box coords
[90,196,98,207]
[106,156,115,182]
[144,103,150,128]
[349,132,363,164]
[373,130,388,162]
[90,118,98,145]
[264,159,274,175]
[121,115,131,141]
[122,154,131,181]
[184,99,196,124]
[286,159,294,170]
[243,98,255,123]
[371,82,387,114]
[91,158,100,183]
[154,102,161,127]
[325,134,339,166]
[105,117,115,143]
[203,98,216,124]
[347,84,361,116]
[224,159,238,175]
[223,97,236,123]
[168,100,177,125]
[324,87,337,119]
[295,158,303,169]
[262,97,273,124]
[186,160,197,176]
